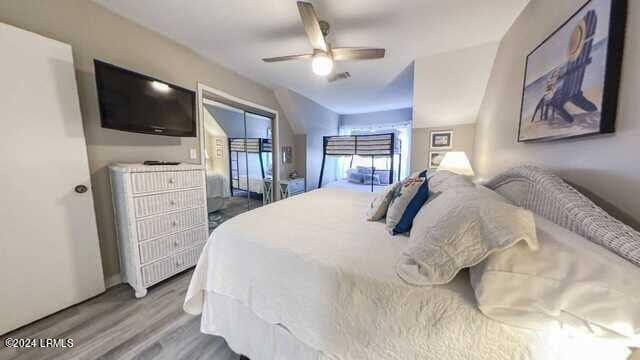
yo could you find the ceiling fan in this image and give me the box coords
[262,1,385,81]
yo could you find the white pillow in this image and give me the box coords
[366,182,400,221]
[396,186,537,285]
[427,171,474,192]
[470,214,640,345]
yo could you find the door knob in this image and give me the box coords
[75,185,88,194]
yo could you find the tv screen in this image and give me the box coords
[94,60,196,137]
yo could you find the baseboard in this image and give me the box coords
[104,273,123,289]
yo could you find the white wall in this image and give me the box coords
[340,108,413,128]
[474,0,640,226]
[412,42,500,129]
[274,88,340,190]
[411,124,476,173]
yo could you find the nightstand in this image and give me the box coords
[279,178,305,199]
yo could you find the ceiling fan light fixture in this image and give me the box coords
[311,52,333,76]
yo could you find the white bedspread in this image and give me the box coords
[184,188,630,360]
[324,178,385,192]
[233,175,264,194]
[206,171,230,198]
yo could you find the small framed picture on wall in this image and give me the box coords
[429,151,447,169]
[214,137,224,159]
[430,130,453,149]
[282,146,293,164]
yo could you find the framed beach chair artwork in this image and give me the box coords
[518,0,627,142]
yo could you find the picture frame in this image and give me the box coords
[518,0,627,142]
[429,151,447,169]
[282,146,293,164]
[430,130,453,149]
[214,137,224,159]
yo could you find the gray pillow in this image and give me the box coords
[428,171,474,192]
[356,166,375,174]
[362,173,380,185]
[347,169,364,184]
[366,182,401,221]
[375,170,391,185]
[396,186,537,285]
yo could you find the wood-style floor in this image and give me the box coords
[209,195,263,232]
[0,270,240,360]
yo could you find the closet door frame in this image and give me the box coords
[196,83,281,201]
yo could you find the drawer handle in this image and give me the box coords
[175,260,183,267]
[174,240,180,248]
[169,200,177,206]
[168,177,175,184]
[172,220,179,227]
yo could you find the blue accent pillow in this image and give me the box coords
[393,173,430,235]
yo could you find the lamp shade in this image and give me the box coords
[437,151,475,176]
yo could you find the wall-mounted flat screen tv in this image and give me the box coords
[94,60,196,137]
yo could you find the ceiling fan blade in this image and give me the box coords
[328,71,351,83]
[297,1,328,52]
[262,54,313,62]
[331,48,386,61]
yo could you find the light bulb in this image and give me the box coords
[311,53,334,76]
[151,81,171,92]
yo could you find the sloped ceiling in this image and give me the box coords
[93,0,528,114]
[413,41,501,128]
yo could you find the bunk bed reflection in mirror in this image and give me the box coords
[228,137,272,197]
[319,133,401,192]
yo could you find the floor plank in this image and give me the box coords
[0,271,240,360]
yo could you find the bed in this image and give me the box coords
[205,170,230,213]
[229,138,271,197]
[185,166,637,359]
[324,178,386,192]
[232,175,266,195]
[318,133,402,191]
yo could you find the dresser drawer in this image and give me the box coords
[138,226,208,264]
[130,170,203,194]
[141,244,204,286]
[133,189,204,218]
[136,207,206,241]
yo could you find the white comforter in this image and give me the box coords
[184,188,628,360]
[206,171,230,198]
[233,175,264,194]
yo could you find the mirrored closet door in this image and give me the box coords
[245,112,273,211]
[202,99,274,232]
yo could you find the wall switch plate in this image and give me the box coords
[189,148,197,160]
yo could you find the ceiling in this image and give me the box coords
[93,0,528,114]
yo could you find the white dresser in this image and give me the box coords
[263,177,305,204]
[109,163,208,298]
[279,178,305,199]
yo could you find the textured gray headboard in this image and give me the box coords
[485,166,640,266]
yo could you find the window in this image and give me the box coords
[337,122,411,180]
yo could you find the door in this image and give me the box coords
[202,100,276,230]
[0,23,105,334]
[245,112,272,210]
[203,102,252,226]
